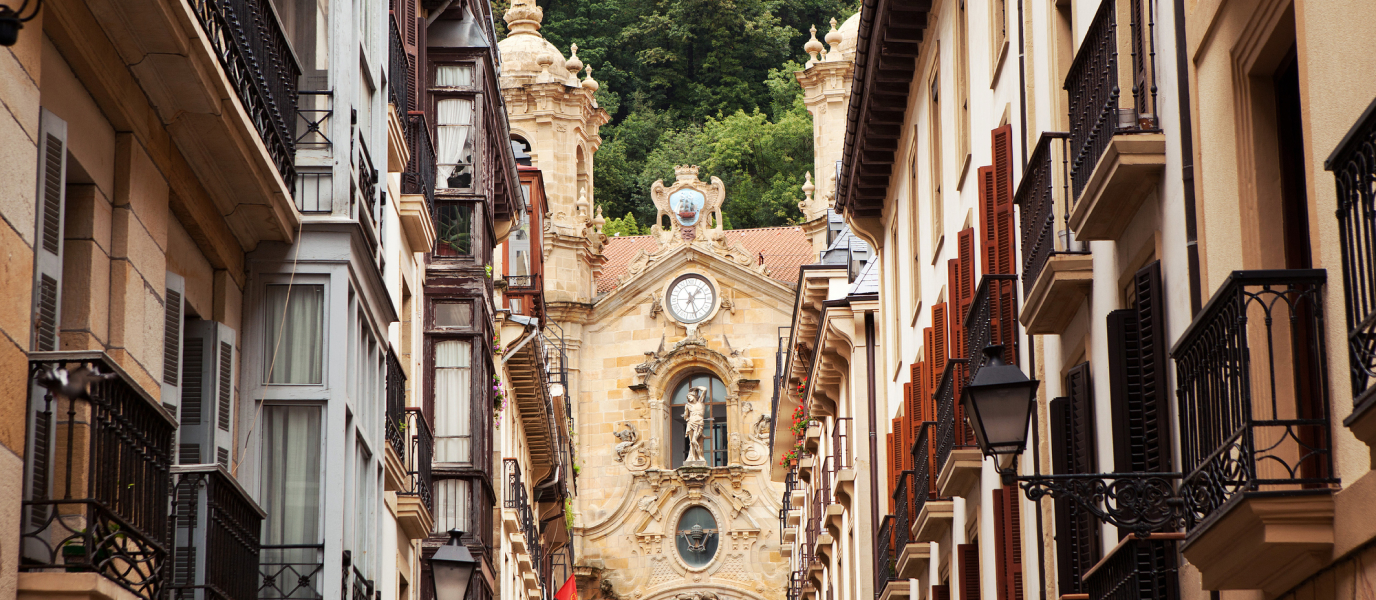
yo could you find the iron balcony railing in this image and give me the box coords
[873,516,896,600]
[402,408,434,513]
[891,471,914,559]
[170,465,265,600]
[543,543,574,600]
[787,570,803,600]
[1016,132,1087,294]
[296,90,333,151]
[504,459,544,596]
[187,0,300,191]
[258,544,324,600]
[348,563,372,600]
[356,137,380,222]
[778,468,798,546]
[1172,270,1336,530]
[805,484,823,566]
[22,353,175,600]
[909,422,938,524]
[386,349,407,458]
[831,417,852,471]
[1325,101,1376,413]
[1083,535,1180,600]
[388,16,410,113]
[934,359,974,477]
[402,113,437,207]
[1064,0,1160,201]
[965,274,1020,382]
[507,273,542,291]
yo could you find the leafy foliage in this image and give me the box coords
[518,0,857,229]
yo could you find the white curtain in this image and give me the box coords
[436,99,474,189]
[436,65,473,87]
[261,405,322,547]
[352,443,374,577]
[433,478,471,534]
[264,285,324,384]
[434,340,472,462]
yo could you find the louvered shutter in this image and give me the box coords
[948,259,965,361]
[31,109,67,352]
[1050,363,1102,595]
[979,166,998,276]
[992,486,1024,600]
[932,303,948,377]
[924,328,937,391]
[1131,262,1170,472]
[932,585,951,600]
[887,429,898,511]
[181,320,237,467]
[957,229,976,317]
[992,125,1017,276]
[993,491,1009,599]
[903,382,915,466]
[959,543,980,600]
[163,273,186,413]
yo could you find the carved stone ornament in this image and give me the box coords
[614,421,648,469]
[649,294,663,319]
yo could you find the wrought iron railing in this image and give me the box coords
[1326,101,1376,413]
[507,273,542,291]
[965,274,1020,382]
[787,569,803,600]
[357,138,379,220]
[504,459,544,595]
[294,171,332,213]
[348,563,372,600]
[1064,0,1159,201]
[1082,535,1180,600]
[258,544,324,600]
[187,0,300,191]
[891,471,914,557]
[831,417,852,470]
[296,90,333,150]
[170,465,264,600]
[21,353,175,600]
[402,113,436,206]
[873,516,896,599]
[388,16,410,113]
[909,422,938,522]
[934,359,973,477]
[778,468,798,545]
[805,486,823,564]
[1016,132,1086,294]
[386,349,407,458]
[544,543,574,600]
[402,408,434,513]
[1172,270,1336,530]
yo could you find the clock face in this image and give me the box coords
[667,275,716,324]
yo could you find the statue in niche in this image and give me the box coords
[683,386,708,464]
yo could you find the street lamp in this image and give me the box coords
[0,0,42,46]
[430,530,478,600]
[960,345,1038,481]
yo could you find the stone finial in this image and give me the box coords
[504,0,544,36]
[803,24,824,64]
[576,187,590,216]
[799,172,815,213]
[566,43,584,74]
[593,206,606,231]
[673,165,701,182]
[581,65,600,91]
[825,17,843,54]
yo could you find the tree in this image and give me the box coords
[602,212,646,237]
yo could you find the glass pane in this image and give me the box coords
[436,65,474,87]
[434,302,473,327]
[434,340,472,462]
[675,506,719,567]
[261,405,322,545]
[264,285,324,384]
[436,99,474,190]
[436,204,473,256]
[433,478,471,533]
[670,373,727,468]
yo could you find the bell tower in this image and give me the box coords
[795,15,859,254]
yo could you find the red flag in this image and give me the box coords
[554,575,576,600]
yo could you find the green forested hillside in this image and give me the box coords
[498,0,857,231]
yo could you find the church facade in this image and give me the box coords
[494,4,818,598]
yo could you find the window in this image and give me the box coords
[669,374,728,468]
[435,202,473,256]
[436,98,475,190]
[434,340,472,463]
[433,478,472,534]
[437,65,474,87]
[954,2,971,180]
[352,442,375,577]
[264,284,325,384]
[929,60,945,256]
[989,0,1007,75]
[261,405,323,546]
[675,506,719,567]
[434,301,473,328]
[509,208,531,277]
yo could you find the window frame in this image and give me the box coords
[667,371,731,468]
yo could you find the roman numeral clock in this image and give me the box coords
[667,274,716,324]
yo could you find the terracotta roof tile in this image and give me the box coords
[596,227,815,294]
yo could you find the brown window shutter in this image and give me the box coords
[959,543,980,600]
[1050,363,1102,594]
[1131,261,1171,473]
[948,259,966,360]
[924,328,937,390]
[886,431,897,512]
[932,585,951,600]
[900,410,914,471]
[1003,487,1024,600]
[958,228,977,316]
[1066,363,1096,475]
[992,491,1010,600]
[992,125,1017,276]
[979,166,998,275]
[932,303,948,376]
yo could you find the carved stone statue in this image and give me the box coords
[613,421,640,462]
[683,386,708,464]
[752,413,771,442]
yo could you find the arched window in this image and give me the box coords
[670,373,728,468]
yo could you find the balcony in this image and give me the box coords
[1017,133,1093,335]
[1064,0,1165,241]
[1327,101,1376,444]
[1173,270,1337,594]
[831,417,856,504]
[891,470,928,580]
[169,465,264,600]
[20,353,176,600]
[343,555,372,600]
[934,360,980,498]
[873,517,908,600]
[398,114,438,253]
[385,350,408,490]
[396,408,435,540]
[258,544,323,600]
[1082,534,1181,600]
[503,460,545,598]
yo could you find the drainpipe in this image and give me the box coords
[1173,0,1203,316]
[865,312,880,563]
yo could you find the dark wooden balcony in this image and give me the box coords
[170,465,265,600]
[1173,270,1337,594]
[1016,132,1092,335]
[21,352,176,600]
[1064,0,1165,241]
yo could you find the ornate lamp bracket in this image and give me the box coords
[1014,472,1187,538]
